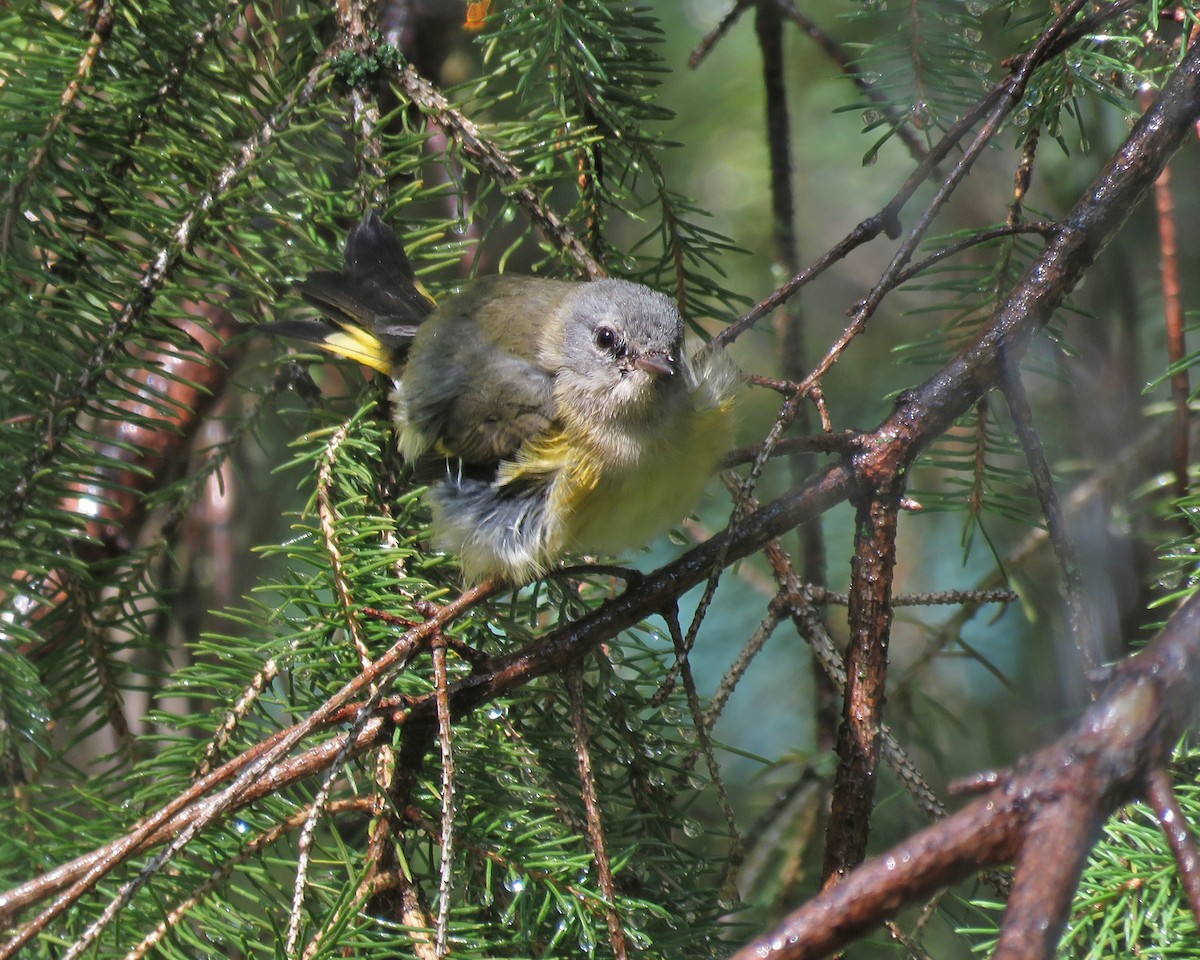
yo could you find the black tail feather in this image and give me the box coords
[292,211,435,353]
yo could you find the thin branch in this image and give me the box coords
[565,667,628,960]
[689,1,753,68]
[755,0,836,749]
[729,589,1200,960]
[889,222,1058,289]
[664,607,744,897]
[704,600,786,729]
[1144,87,1192,517]
[1144,766,1200,923]
[318,422,375,673]
[808,586,1017,608]
[821,479,904,884]
[431,630,455,960]
[798,0,1094,397]
[720,432,858,469]
[194,656,281,780]
[1000,356,1098,682]
[288,691,393,959]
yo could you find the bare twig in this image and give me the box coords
[431,630,455,959]
[664,607,744,898]
[889,222,1059,290]
[1001,357,1098,682]
[730,589,1200,960]
[1144,766,1200,923]
[807,586,1017,608]
[704,600,787,729]
[689,1,753,68]
[1143,89,1192,517]
[565,667,628,960]
[821,481,903,884]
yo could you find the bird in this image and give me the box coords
[266,212,739,585]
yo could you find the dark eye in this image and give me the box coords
[594,325,618,352]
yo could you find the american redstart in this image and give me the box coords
[266,212,740,584]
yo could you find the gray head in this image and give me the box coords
[555,278,686,424]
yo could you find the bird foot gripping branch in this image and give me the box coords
[265,212,741,585]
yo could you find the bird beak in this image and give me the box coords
[633,352,676,377]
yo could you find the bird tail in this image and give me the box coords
[262,212,436,374]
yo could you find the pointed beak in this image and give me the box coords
[632,351,676,378]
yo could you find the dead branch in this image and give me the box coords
[729,588,1200,960]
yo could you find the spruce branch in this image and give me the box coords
[0,0,116,252]
[389,62,605,280]
[0,53,331,546]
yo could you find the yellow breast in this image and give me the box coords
[555,401,734,558]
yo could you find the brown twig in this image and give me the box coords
[754,0,838,750]
[730,588,1200,960]
[663,606,745,898]
[888,222,1059,290]
[1143,89,1192,519]
[1144,765,1200,922]
[726,479,949,828]
[431,629,455,959]
[689,0,753,69]
[565,667,628,960]
[703,600,786,729]
[821,478,904,885]
[807,586,1017,608]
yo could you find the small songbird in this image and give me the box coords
[267,212,739,584]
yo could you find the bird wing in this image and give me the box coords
[401,276,575,469]
[265,212,435,372]
[436,350,557,466]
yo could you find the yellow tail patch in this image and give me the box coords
[319,326,394,374]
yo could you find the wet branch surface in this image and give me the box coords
[730,588,1200,960]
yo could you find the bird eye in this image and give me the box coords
[593,326,618,352]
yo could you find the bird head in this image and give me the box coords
[555,279,685,427]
